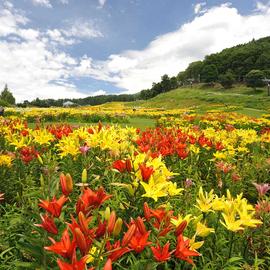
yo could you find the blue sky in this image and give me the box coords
[0,0,270,101]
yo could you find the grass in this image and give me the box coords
[28,117,156,130]
[124,84,270,116]
[27,84,270,129]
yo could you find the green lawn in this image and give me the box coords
[28,117,156,130]
[124,84,270,116]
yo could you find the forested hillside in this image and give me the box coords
[17,36,270,107]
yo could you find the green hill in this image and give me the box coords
[126,84,270,117]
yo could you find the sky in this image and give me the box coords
[1,0,270,102]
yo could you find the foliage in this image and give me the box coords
[201,64,219,83]
[0,111,270,269]
[246,70,265,89]
[16,36,270,108]
[0,84,15,105]
[219,71,235,88]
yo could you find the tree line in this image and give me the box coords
[2,36,270,107]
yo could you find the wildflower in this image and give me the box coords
[175,234,200,265]
[175,220,188,236]
[141,178,167,202]
[112,160,126,173]
[0,154,13,167]
[195,222,215,237]
[139,163,155,181]
[57,251,88,270]
[184,178,193,188]
[39,195,68,218]
[255,200,270,215]
[231,172,241,182]
[171,214,193,228]
[76,187,112,214]
[45,229,76,258]
[35,214,58,235]
[79,144,90,155]
[253,182,270,197]
[103,259,112,270]
[106,240,130,262]
[86,246,102,263]
[195,187,215,213]
[151,242,172,262]
[129,230,151,253]
[220,212,244,232]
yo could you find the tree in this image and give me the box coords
[185,61,203,82]
[0,84,16,105]
[160,74,171,92]
[201,64,219,84]
[245,70,265,90]
[219,71,235,89]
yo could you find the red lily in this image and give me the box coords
[45,229,76,258]
[103,258,112,270]
[35,214,58,235]
[177,149,189,160]
[95,219,107,238]
[139,163,154,181]
[76,187,112,215]
[39,195,68,218]
[151,242,172,262]
[57,251,88,270]
[129,230,152,253]
[68,216,95,253]
[175,234,200,265]
[106,240,131,262]
[112,160,127,173]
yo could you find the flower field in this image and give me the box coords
[0,110,270,270]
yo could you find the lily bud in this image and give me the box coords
[82,169,87,183]
[122,224,136,247]
[104,207,111,221]
[40,174,44,188]
[175,220,187,236]
[60,173,73,196]
[143,202,151,221]
[136,217,147,235]
[37,154,43,165]
[113,217,123,237]
[107,211,116,234]
[78,211,90,235]
[74,228,88,255]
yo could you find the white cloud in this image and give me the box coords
[0,2,87,102]
[63,20,103,39]
[0,5,28,36]
[79,3,270,94]
[91,89,106,96]
[32,0,52,8]
[98,0,107,8]
[2,1,270,102]
[255,1,270,12]
[31,0,69,8]
[194,2,206,14]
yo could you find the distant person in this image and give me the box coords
[0,106,4,116]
